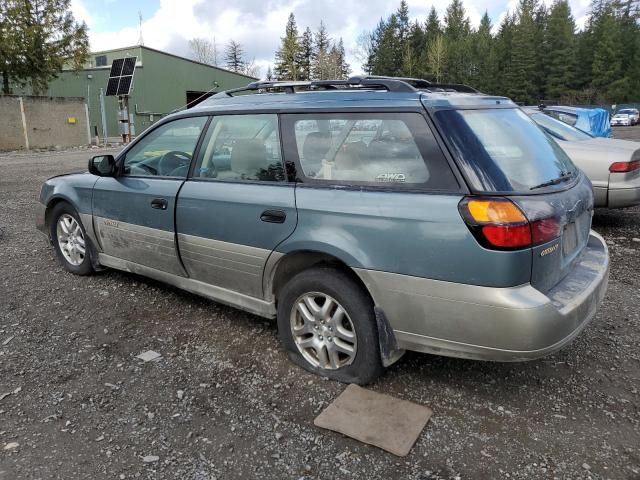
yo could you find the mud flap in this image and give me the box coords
[374,307,405,367]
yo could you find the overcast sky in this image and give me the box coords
[72,0,592,77]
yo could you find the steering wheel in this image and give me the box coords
[158,151,192,176]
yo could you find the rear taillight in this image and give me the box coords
[609,160,640,173]
[459,198,561,250]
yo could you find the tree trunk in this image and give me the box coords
[2,71,9,94]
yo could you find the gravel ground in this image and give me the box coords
[0,140,639,480]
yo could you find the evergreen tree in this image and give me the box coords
[372,14,402,75]
[265,66,274,81]
[544,0,576,100]
[494,13,516,94]
[364,19,386,74]
[1,0,89,94]
[299,27,313,81]
[421,7,442,80]
[225,40,245,73]
[335,38,350,79]
[443,0,472,82]
[405,20,425,77]
[508,0,540,103]
[396,0,411,44]
[274,13,302,80]
[591,6,623,99]
[424,6,442,46]
[471,12,495,92]
[311,20,331,79]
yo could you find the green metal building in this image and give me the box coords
[36,45,256,138]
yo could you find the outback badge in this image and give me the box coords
[540,243,559,257]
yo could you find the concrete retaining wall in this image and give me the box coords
[0,96,90,150]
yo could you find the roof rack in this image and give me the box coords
[211,75,479,99]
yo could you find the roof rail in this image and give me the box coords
[212,76,418,98]
[425,83,479,93]
[210,75,479,99]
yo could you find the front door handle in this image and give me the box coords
[260,209,286,224]
[151,198,168,210]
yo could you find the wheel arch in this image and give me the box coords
[267,249,372,305]
[266,249,403,368]
[44,195,78,231]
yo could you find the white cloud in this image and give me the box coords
[73,0,595,78]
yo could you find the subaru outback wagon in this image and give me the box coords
[36,76,609,384]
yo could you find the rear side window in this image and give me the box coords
[193,114,285,182]
[435,108,577,193]
[282,112,458,190]
[546,110,578,126]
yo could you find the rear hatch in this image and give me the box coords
[432,105,594,293]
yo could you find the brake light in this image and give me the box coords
[459,198,561,250]
[609,160,640,173]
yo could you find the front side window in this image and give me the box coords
[123,116,207,178]
[193,114,285,182]
[435,108,577,193]
[285,112,458,190]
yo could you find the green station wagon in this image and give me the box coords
[36,76,609,383]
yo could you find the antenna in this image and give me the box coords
[138,11,144,46]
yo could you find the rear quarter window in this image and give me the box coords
[281,112,459,191]
[434,108,577,193]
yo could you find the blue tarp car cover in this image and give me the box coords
[544,106,612,138]
[574,108,611,138]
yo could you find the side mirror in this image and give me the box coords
[88,155,117,177]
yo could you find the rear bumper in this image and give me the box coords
[607,186,640,209]
[355,231,609,361]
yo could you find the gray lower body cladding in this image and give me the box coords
[355,231,609,361]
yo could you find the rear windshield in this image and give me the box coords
[435,108,577,193]
[529,112,592,141]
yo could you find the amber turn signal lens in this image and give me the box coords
[466,199,527,224]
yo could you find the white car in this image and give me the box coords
[611,109,639,126]
[526,108,640,208]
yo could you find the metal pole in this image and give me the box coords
[124,96,131,143]
[99,88,107,144]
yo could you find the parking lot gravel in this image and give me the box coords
[0,131,639,479]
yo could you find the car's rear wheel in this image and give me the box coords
[50,202,95,275]
[277,267,383,384]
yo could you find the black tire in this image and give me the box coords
[49,202,95,276]
[277,267,383,384]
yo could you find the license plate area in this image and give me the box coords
[562,222,579,256]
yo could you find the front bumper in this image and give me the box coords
[355,231,609,361]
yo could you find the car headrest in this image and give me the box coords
[303,132,331,164]
[335,141,367,170]
[230,139,268,178]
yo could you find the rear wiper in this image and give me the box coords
[529,172,573,190]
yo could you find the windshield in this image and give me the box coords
[435,108,577,193]
[619,109,636,115]
[529,112,592,141]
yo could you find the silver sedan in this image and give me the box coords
[525,108,640,209]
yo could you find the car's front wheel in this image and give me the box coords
[277,267,383,384]
[49,202,95,275]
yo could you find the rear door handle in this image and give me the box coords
[151,198,168,210]
[260,209,286,223]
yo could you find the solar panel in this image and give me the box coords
[105,56,137,96]
[106,77,120,96]
[109,58,124,77]
[117,76,133,95]
[122,57,136,76]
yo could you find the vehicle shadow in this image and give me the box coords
[592,206,640,229]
